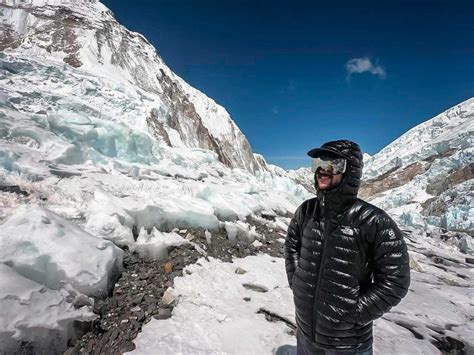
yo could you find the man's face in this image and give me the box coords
[311,155,347,190]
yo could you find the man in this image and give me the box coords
[285,140,410,355]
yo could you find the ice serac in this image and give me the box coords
[360,98,473,232]
[0,0,266,173]
[0,205,123,298]
[0,263,96,355]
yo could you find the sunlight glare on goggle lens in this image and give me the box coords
[311,157,347,175]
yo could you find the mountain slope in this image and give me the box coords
[288,98,473,233]
[0,2,311,351]
[0,0,263,172]
[360,98,473,232]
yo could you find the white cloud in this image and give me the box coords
[345,57,386,80]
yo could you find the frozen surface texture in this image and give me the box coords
[130,239,474,354]
[130,255,296,355]
[0,205,123,297]
[0,1,309,351]
[361,98,474,232]
[289,99,473,234]
[0,263,96,354]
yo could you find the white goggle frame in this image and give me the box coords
[311,157,347,175]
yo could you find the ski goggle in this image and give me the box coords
[311,156,347,175]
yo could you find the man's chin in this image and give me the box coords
[317,182,331,190]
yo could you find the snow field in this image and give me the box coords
[0,1,472,353]
[131,233,474,354]
[129,255,296,355]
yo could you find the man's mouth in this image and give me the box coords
[317,173,332,188]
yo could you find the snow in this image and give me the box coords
[134,228,189,260]
[0,0,264,172]
[363,97,474,180]
[359,98,474,233]
[0,263,96,354]
[224,221,260,242]
[131,234,474,354]
[0,42,308,350]
[0,205,123,297]
[130,255,296,355]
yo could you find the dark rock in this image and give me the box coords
[109,328,119,342]
[119,341,136,352]
[144,295,156,303]
[139,272,150,280]
[134,310,145,322]
[132,293,144,305]
[432,335,466,354]
[92,344,103,355]
[242,283,268,293]
[73,294,92,308]
[85,340,95,354]
[73,220,289,353]
[109,296,118,308]
[0,185,29,196]
[261,213,276,221]
[153,308,172,320]
[64,344,81,355]
[235,267,247,275]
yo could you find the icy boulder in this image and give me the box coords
[86,188,221,246]
[459,235,474,255]
[0,263,96,354]
[134,228,189,260]
[0,206,123,297]
[224,221,260,242]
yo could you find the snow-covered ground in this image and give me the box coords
[130,234,474,355]
[130,255,296,355]
[0,100,308,352]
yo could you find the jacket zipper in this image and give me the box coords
[312,194,329,339]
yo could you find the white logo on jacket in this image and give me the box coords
[388,229,396,239]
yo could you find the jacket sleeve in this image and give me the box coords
[356,214,410,325]
[285,205,303,289]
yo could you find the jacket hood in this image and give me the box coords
[308,140,364,217]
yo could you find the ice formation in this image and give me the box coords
[0,206,123,297]
[0,263,96,354]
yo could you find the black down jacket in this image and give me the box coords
[285,140,410,351]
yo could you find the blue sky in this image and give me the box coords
[102,0,473,169]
